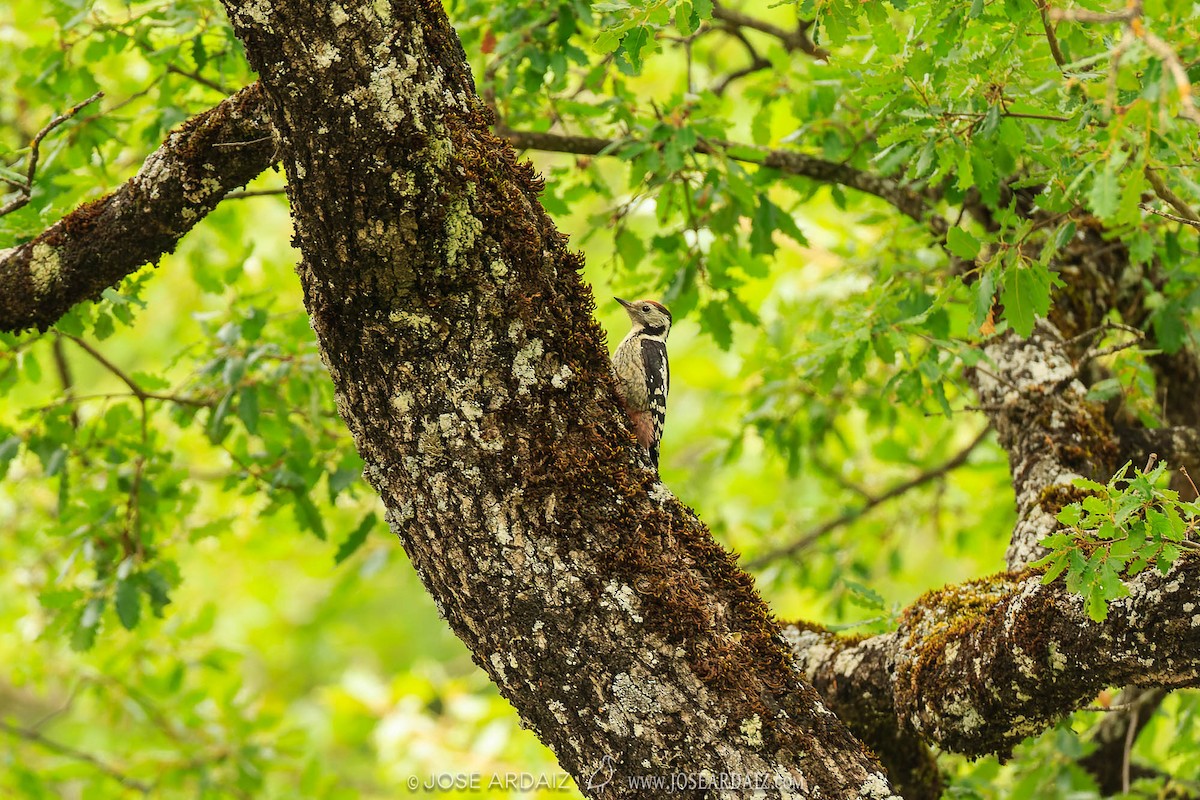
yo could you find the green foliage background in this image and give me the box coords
[1,0,1199,797]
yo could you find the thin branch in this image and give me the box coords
[0,92,103,217]
[1038,1,1068,69]
[746,427,990,569]
[64,335,146,399]
[1049,7,1138,23]
[224,187,288,199]
[1122,702,1138,795]
[1141,30,1200,127]
[165,64,233,95]
[1140,203,1200,231]
[712,57,771,96]
[1144,166,1200,225]
[1052,0,1200,127]
[710,2,828,60]
[62,336,212,407]
[0,718,150,794]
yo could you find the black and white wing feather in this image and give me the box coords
[640,338,669,467]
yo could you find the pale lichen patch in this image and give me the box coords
[602,580,642,623]
[313,42,341,69]
[391,391,413,414]
[648,482,673,504]
[858,772,899,799]
[444,192,482,268]
[490,652,507,680]
[550,364,573,389]
[512,338,544,396]
[740,714,763,748]
[28,242,61,296]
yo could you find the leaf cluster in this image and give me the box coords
[1034,462,1197,622]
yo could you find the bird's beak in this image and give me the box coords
[614,297,633,310]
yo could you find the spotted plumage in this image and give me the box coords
[611,297,672,468]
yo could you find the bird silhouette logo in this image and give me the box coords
[585,755,616,792]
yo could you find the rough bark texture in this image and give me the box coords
[969,323,1119,570]
[0,84,275,333]
[786,556,1200,759]
[215,1,896,796]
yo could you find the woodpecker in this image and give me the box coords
[611,297,672,468]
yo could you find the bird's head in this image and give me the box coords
[616,297,672,338]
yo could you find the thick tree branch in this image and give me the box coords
[969,323,1118,570]
[498,127,946,233]
[786,556,1200,759]
[1116,425,1200,470]
[0,83,274,333]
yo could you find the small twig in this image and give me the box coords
[1053,0,1199,128]
[1143,453,1158,473]
[1181,466,1200,499]
[1049,7,1138,23]
[1139,203,1200,231]
[1062,320,1144,347]
[51,335,80,429]
[1140,30,1200,127]
[63,336,212,407]
[1143,167,1200,225]
[746,427,991,569]
[1038,1,1068,69]
[712,58,771,96]
[0,719,150,794]
[224,187,288,199]
[64,335,146,399]
[165,64,232,95]
[710,2,828,60]
[0,91,103,217]
[1122,703,1139,794]
[211,135,274,149]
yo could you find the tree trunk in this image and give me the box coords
[215,0,897,796]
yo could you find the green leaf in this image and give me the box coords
[1088,160,1120,219]
[206,391,234,443]
[1085,582,1109,622]
[334,512,377,564]
[614,227,645,269]
[237,385,260,435]
[114,579,141,630]
[700,302,733,350]
[1040,552,1070,584]
[843,579,886,611]
[0,435,20,477]
[1001,263,1055,337]
[1056,504,1081,526]
[71,598,105,651]
[292,490,327,540]
[946,227,981,260]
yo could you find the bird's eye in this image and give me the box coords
[642,305,651,312]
